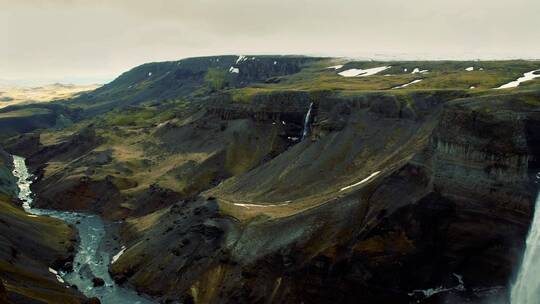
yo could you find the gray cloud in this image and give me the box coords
[2,0,539,84]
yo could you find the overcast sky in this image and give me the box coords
[2,0,540,85]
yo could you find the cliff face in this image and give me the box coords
[103,90,540,303]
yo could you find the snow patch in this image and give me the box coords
[229,67,240,74]
[338,66,391,77]
[236,55,247,64]
[404,68,408,72]
[147,72,152,77]
[496,69,540,89]
[340,171,381,191]
[465,67,474,71]
[411,68,429,74]
[392,79,423,89]
[49,268,65,283]
[470,86,476,89]
[233,202,291,208]
[273,61,277,65]
[111,246,127,264]
[327,65,344,70]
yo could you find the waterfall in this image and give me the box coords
[511,191,540,304]
[301,102,313,140]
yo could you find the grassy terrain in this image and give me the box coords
[226,59,540,99]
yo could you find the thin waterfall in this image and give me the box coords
[510,189,540,304]
[301,102,313,140]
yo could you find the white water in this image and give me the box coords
[12,155,155,304]
[301,102,313,140]
[408,273,465,300]
[510,192,540,304]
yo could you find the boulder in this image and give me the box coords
[92,277,105,287]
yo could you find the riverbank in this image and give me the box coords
[12,155,156,304]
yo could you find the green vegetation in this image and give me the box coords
[205,68,230,92]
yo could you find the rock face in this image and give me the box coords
[100,90,540,303]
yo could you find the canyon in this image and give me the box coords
[0,56,539,303]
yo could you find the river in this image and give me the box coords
[12,155,155,304]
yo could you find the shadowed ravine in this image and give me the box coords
[11,155,155,304]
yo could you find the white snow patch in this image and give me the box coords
[470,86,476,89]
[411,68,429,74]
[111,246,127,264]
[147,72,152,77]
[392,79,423,89]
[281,121,286,125]
[340,171,381,191]
[27,214,38,218]
[496,69,540,89]
[229,67,240,74]
[338,66,391,77]
[233,202,291,208]
[327,65,344,70]
[273,61,277,65]
[465,67,474,71]
[49,268,65,283]
[236,55,247,64]
[404,68,408,72]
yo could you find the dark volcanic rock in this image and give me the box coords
[84,297,102,304]
[92,277,105,287]
[0,280,9,303]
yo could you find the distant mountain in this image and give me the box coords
[0,83,101,109]
[68,55,322,116]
